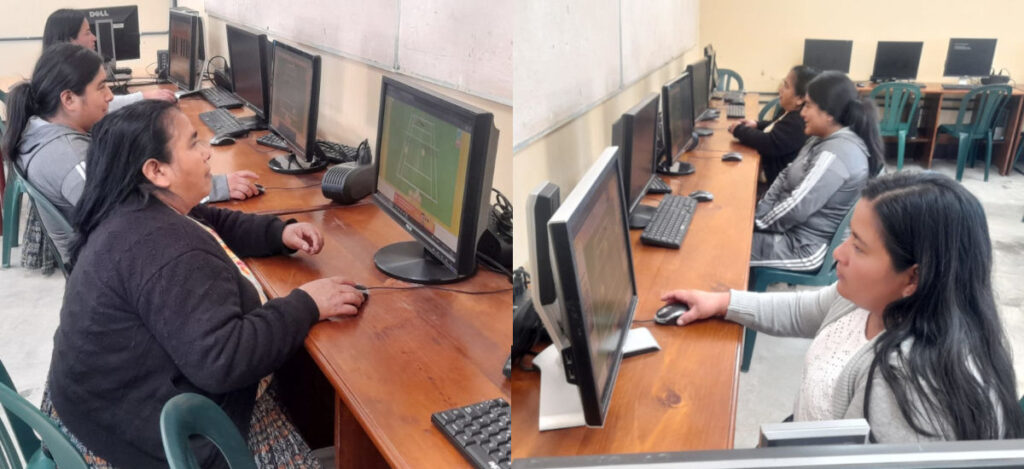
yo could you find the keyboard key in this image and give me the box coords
[432,398,510,469]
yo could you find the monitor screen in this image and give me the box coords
[804,39,853,73]
[167,9,196,90]
[226,25,269,119]
[372,76,498,283]
[689,58,710,117]
[548,146,638,427]
[82,6,139,61]
[661,72,694,163]
[871,41,923,81]
[269,41,320,160]
[612,93,659,215]
[943,38,997,77]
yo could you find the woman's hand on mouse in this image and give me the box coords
[283,222,324,255]
[659,289,730,325]
[226,171,260,200]
[299,277,365,319]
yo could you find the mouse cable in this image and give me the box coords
[477,252,513,282]
[260,182,322,190]
[364,285,513,295]
[633,319,656,324]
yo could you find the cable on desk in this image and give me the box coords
[477,252,513,282]
[260,182,322,191]
[364,285,513,295]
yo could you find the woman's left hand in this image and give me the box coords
[283,223,324,255]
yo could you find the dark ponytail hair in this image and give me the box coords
[43,9,87,47]
[790,65,819,99]
[861,171,1024,440]
[70,100,180,264]
[1,43,104,164]
[806,71,884,177]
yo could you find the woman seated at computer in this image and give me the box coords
[749,71,883,272]
[661,171,1024,443]
[40,99,365,468]
[728,65,819,186]
[2,44,262,266]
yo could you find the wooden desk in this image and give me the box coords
[244,206,512,468]
[511,150,760,458]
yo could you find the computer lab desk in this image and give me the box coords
[511,138,761,456]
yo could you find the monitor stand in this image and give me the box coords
[268,152,328,174]
[694,128,714,137]
[657,160,695,176]
[628,204,657,229]
[534,328,659,431]
[374,241,472,284]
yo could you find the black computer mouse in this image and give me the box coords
[689,190,714,202]
[654,302,690,325]
[353,284,369,302]
[722,152,743,162]
[254,183,265,195]
[209,134,236,146]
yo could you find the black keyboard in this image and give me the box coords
[941,83,979,90]
[640,194,698,249]
[647,176,671,194]
[431,398,511,469]
[198,108,247,136]
[317,140,360,163]
[256,133,290,151]
[724,91,745,104]
[199,87,244,108]
[726,104,746,118]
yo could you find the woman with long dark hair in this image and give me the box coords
[661,171,1024,442]
[45,100,365,467]
[750,71,884,272]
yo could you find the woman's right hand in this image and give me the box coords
[298,277,365,320]
[659,289,730,326]
[741,119,758,128]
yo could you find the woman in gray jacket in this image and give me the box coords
[661,171,1024,443]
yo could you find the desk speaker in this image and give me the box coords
[322,162,376,204]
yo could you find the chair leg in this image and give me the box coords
[955,134,970,182]
[741,328,757,373]
[985,131,993,182]
[3,179,25,268]
[897,130,906,171]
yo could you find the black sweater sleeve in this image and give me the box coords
[189,204,294,258]
[732,111,807,161]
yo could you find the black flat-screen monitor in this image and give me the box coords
[372,76,499,284]
[612,93,659,228]
[871,41,924,82]
[226,24,270,121]
[704,44,717,91]
[804,39,853,73]
[943,38,997,78]
[688,58,711,119]
[661,72,695,165]
[548,146,638,427]
[168,8,204,91]
[82,6,139,62]
[266,41,326,174]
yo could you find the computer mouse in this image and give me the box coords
[654,302,690,325]
[689,190,714,202]
[254,183,265,195]
[855,82,867,88]
[722,152,743,162]
[353,284,369,302]
[209,134,236,146]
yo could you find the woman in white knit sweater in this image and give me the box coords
[660,171,1024,443]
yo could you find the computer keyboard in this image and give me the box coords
[640,194,698,249]
[941,83,979,90]
[256,133,290,151]
[199,87,244,109]
[647,176,671,194]
[724,91,745,104]
[431,398,511,469]
[726,104,746,119]
[199,108,247,136]
[317,140,360,164]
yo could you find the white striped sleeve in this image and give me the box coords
[756,150,837,231]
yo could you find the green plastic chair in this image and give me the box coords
[716,69,744,91]
[758,98,782,121]
[870,83,922,171]
[741,202,857,372]
[2,87,30,269]
[160,393,256,469]
[9,164,73,276]
[0,359,88,469]
[937,84,1011,182]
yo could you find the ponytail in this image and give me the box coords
[1,82,38,163]
[806,71,885,177]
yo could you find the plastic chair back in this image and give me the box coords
[870,83,922,136]
[160,393,256,469]
[716,69,744,91]
[949,85,1012,140]
[9,164,72,276]
[758,98,781,122]
[0,360,87,469]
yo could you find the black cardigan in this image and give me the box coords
[48,196,319,468]
[732,110,809,185]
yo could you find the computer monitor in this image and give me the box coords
[547,146,638,427]
[168,8,205,92]
[871,41,924,82]
[266,41,327,174]
[688,58,711,120]
[704,44,718,92]
[372,76,499,284]
[611,93,659,229]
[943,38,997,78]
[226,24,271,125]
[82,6,139,63]
[659,72,696,175]
[804,39,853,73]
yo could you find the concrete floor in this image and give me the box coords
[1,156,1022,453]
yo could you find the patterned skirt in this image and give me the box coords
[40,380,322,468]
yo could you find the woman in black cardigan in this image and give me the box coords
[44,100,364,468]
[729,65,819,186]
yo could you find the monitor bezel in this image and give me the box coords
[167,9,200,91]
[661,72,695,164]
[871,41,924,82]
[943,38,997,78]
[268,40,322,162]
[226,24,271,120]
[803,39,854,74]
[613,93,659,217]
[547,146,639,426]
[687,58,710,117]
[82,6,140,61]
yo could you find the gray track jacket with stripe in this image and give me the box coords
[750,127,869,271]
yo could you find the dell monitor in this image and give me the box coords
[612,93,659,229]
[168,8,205,92]
[659,72,696,175]
[372,76,499,284]
[804,39,853,73]
[871,41,924,83]
[703,44,717,91]
[83,6,139,66]
[943,38,997,79]
[547,146,638,427]
[266,41,327,174]
[226,24,271,128]
[688,58,712,121]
